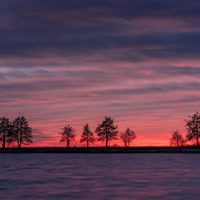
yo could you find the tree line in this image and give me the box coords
[1,112,200,148]
[0,116,33,148]
[59,116,137,147]
[169,112,200,147]
[60,112,200,148]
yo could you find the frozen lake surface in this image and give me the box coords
[0,153,200,200]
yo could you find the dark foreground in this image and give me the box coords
[0,153,200,199]
[1,146,200,153]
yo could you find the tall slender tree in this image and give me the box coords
[0,117,10,148]
[169,130,185,147]
[80,123,95,147]
[185,112,200,146]
[13,116,33,148]
[95,116,118,147]
[120,127,137,147]
[59,125,76,147]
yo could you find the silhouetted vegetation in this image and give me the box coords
[95,116,118,147]
[185,112,200,146]
[0,117,11,148]
[13,116,33,148]
[80,123,95,147]
[120,127,137,147]
[169,130,185,147]
[59,125,76,147]
[0,116,32,148]
[4,112,200,149]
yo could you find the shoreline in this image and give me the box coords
[1,147,200,153]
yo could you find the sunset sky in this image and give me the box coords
[1,0,200,147]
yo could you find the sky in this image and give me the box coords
[1,0,200,147]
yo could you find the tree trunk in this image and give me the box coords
[106,126,108,147]
[3,132,5,149]
[197,134,199,147]
[87,139,89,148]
[67,139,69,148]
[17,138,20,148]
[18,133,22,148]
[19,139,22,148]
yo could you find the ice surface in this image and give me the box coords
[0,153,200,200]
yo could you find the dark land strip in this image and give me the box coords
[1,147,200,153]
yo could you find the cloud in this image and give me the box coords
[0,0,200,63]
[1,0,200,146]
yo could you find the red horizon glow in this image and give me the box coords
[8,114,190,148]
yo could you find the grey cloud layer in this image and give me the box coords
[0,0,200,62]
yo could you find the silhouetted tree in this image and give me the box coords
[6,124,16,147]
[80,123,95,147]
[59,125,76,147]
[169,130,185,147]
[120,127,137,147]
[185,112,200,146]
[0,117,11,148]
[13,116,33,148]
[95,116,118,147]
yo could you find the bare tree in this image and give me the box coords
[169,130,185,147]
[6,124,16,147]
[120,127,137,147]
[95,116,118,147]
[185,112,200,146]
[59,125,76,147]
[12,116,33,148]
[0,117,11,148]
[80,123,95,147]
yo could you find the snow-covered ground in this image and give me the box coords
[0,153,199,199]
